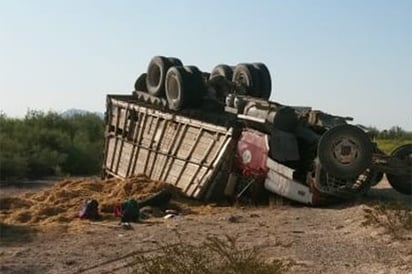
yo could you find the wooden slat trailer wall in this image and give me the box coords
[102,95,234,200]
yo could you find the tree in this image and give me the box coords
[0,111,104,180]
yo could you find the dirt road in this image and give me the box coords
[0,179,411,274]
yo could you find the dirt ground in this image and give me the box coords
[0,177,411,274]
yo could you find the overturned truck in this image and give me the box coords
[103,56,412,205]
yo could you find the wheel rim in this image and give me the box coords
[167,74,179,100]
[148,64,161,87]
[331,137,361,166]
[318,124,373,178]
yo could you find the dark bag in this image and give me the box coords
[79,199,100,220]
[114,199,140,222]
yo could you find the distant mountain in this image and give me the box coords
[61,108,104,119]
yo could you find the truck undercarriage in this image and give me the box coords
[102,56,412,205]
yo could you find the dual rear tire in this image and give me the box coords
[209,63,272,99]
[165,65,205,111]
[142,56,273,110]
[145,56,183,97]
[232,63,271,99]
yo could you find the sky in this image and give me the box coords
[0,0,411,130]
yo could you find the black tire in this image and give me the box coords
[202,72,211,83]
[318,125,373,179]
[184,65,202,77]
[210,64,233,81]
[134,73,147,92]
[167,57,183,66]
[146,56,173,97]
[208,75,234,102]
[165,66,190,110]
[232,63,261,97]
[183,65,205,106]
[387,144,412,195]
[252,63,272,99]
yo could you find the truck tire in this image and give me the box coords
[210,64,233,81]
[134,73,147,92]
[318,125,373,179]
[165,66,190,110]
[146,56,173,97]
[184,65,202,77]
[183,65,205,106]
[167,57,183,66]
[252,63,272,99]
[232,63,261,97]
[202,72,211,83]
[387,144,412,195]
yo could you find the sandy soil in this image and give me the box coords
[0,177,411,274]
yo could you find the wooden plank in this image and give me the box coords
[114,105,130,173]
[149,121,176,180]
[159,123,188,182]
[104,138,115,174]
[175,128,199,159]
[110,98,231,133]
[182,132,218,193]
[165,159,185,185]
[142,116,161,175]
[150,154,167,181]
[157,122,183,180]
[186,167,208,195]
[130,109,149,176]
[148,119,168,178]
[174,128,203,187]
[106,134,214,169]
[134,149,149,175]
[194,134,233,198]
[109,106,122,171]
[102,99,113,176]
[125,110,143,177]
[117,142,133,177]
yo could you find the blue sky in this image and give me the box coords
[0,0,411,130]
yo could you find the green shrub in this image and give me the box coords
[375,139,412,154]
[0,111,104,180]
[131,235,286,274]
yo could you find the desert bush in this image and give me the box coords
[131,235,286,274]
[0,111,104,180]
[362,202,412,239]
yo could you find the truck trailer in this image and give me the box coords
[102,56,412,205]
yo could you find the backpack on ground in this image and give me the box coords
[114,198,140,223]
[79,199,100,220]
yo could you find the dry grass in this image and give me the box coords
[362,201,412,239]
[131,235,287,274]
